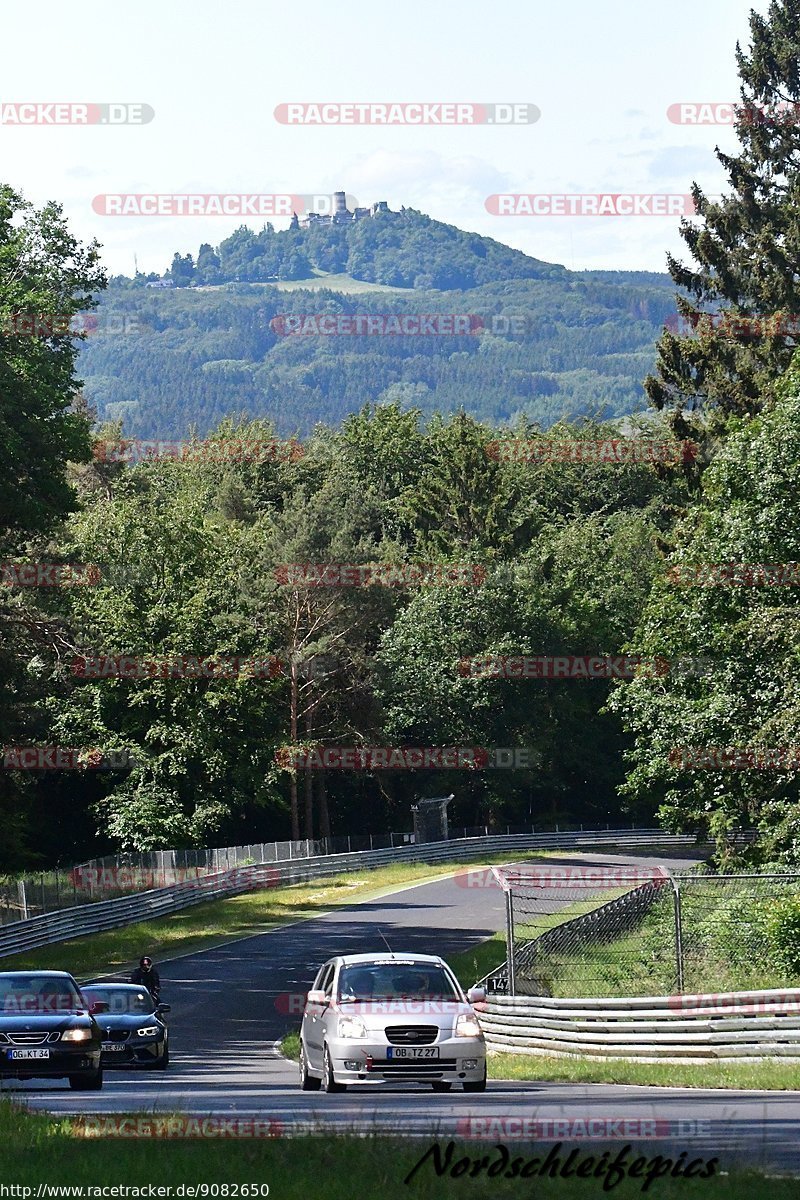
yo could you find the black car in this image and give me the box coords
[81,983,170,1069]
[0,971,103,1090]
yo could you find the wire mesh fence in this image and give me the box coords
[0,820,636,927]
[493,868,800,998]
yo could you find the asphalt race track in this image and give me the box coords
[8,851,800,1175]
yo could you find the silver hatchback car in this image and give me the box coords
[299,952,487,1092]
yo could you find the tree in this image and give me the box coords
[646,0,800,450]
[0,185,105,548]
[610,358,800,862]
[0,185,105,866]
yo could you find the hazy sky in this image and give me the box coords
[1,0,768,276]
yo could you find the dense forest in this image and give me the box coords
[79,266,676,440]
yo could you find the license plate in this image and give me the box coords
[8,1048,49,1060]
[387,1046,439,1059]
[102,1042,126,1052]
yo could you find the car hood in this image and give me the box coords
[334,999,474,1031]
[0,1013,94,1031]
[97,1013,160,1029]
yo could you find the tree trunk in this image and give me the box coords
[303,689,314,839]
[289,658,299,841]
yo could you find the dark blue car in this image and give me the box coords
[82,982,170,1069]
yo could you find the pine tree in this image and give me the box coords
[646,0,800,451]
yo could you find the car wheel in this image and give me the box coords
[322,1045,346,1093]
[463,1064,487,1093]
[69,1068,103,1091]
[431,1082,452,1092]
[153,1042,169,1070]
[299,1043,321,1091]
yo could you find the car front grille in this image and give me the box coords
[372,1058,457,1074]
[102,1029,129,1042]
[7,1033,48,1046]
[385,1025,439,1046]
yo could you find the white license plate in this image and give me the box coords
[8,1048,50,1060]
[387,1046,439,1059]
[102,1042,126,1052]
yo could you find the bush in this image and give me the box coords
[766,897,800,975]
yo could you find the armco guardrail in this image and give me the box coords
[0,830,704,959]
[477,989,800,1060]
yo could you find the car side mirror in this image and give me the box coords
[467,987,486,1004]
[306,989,328,1006]
[88,1000,109,1015]
[157,1003,171,1014]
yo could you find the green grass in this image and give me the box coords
[0,1102,790,1194]
[492,1052,800,1091]
[282,1031,300,1060]
[446,889,632,992]
[0,852,561,980]
[532,884,800,998]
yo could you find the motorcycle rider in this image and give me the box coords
[130,955,161,1004]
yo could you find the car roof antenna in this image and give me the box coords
[377,929,395,958]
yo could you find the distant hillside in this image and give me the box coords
[83,208,679,439]
[122,207,569,292]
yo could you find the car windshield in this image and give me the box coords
[337,963,460,1002]
[82,988,154,1015]
[0,975,83,1014]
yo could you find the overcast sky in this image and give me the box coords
[1,0,768,276]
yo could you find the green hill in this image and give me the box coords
[80,208,678,439]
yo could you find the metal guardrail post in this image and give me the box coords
[17,880,27,922]
[671,876,684,993]
[505,885,516,996]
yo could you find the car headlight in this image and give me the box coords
[61,1028,92,1042]
[337,1015,367,1039]
[136,1025,159,1038]
[455,1013,482,1038]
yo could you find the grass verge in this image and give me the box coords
[492,1052,800,1091]
[0,1102,789,1194]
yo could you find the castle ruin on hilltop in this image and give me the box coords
[294,191,390,229]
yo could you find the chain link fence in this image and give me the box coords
[492,868,800,997]
[0,820,639,926]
